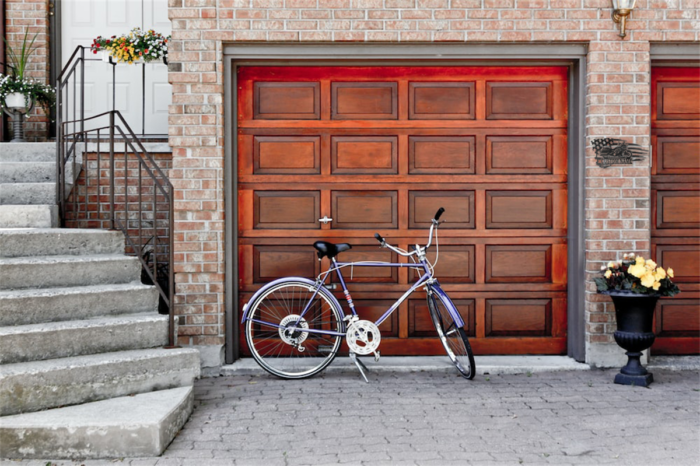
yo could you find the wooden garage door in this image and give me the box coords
[237,66,568,355]
[651,66,700,355]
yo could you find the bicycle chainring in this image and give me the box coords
[346,320,381,355]
[279,315,309,346]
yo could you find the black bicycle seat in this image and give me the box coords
[313,241,352,259]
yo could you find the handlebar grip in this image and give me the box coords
[374,233,384,244]
[434,207,445,221]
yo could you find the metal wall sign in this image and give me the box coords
[593,138,648,168]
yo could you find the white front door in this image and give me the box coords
[60,0,171,135]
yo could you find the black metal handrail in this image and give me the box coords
[56,47,176,347]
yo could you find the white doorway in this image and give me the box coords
[60,0,171,135]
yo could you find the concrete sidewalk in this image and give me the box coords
[2,362,698,466]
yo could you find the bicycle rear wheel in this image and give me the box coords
[245,280,344,379]
[427,290,476,379]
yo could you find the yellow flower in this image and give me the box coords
[655,268,666,280]
[607,261,616,269]
[640,272,656,288]
[628,264,646,278]
[652,281,661,291]
[646,259,657,269]
[635,256,645,266]
[667,268,674,278]
[604,270,612,279]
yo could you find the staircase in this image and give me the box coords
[0,142,200,459]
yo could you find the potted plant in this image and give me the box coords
[1,31,55,141]
[91,28,170,65]
[594,254,680,387]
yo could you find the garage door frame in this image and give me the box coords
[223,43,587,364]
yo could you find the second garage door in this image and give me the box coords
[237,65,569,355]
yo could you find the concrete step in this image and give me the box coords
[0,162,55,183]
[0,228,124,258]
[0,204,58,228]
[0,142,55,162]
[0,182,56,205]
[0,283,159,326]
[0,254,142,290]
[0,347,200,416]
[0,313,169,364]
[0,386,193,459]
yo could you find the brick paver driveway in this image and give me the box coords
[7,368,700,466]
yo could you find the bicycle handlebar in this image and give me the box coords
[434,207,445,221]
[375,209,443,256]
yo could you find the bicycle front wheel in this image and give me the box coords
[427,290,476,379]
[245,280,344,379]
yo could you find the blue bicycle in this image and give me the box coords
[241,208,476,381]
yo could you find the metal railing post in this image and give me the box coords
[168,185,175,347]
[80,46,85,136]
[109,111,115,230]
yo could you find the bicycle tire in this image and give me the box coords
[427,290,476,379]
[245,280,344,379]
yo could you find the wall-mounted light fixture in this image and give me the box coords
[612,0,637,38]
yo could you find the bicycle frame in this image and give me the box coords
[241,255,465,337]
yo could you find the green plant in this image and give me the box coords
[594,254,680,297]
[3,29,39,80]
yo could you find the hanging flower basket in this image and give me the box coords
[91,28,169,65]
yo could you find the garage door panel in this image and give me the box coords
[657,82,700,120]
[654,136,700,175]
[331,82,398,120]
[409,191,475,229]
[254,191,320,230]
[486,82,552,120]
[331,191,398,229]
[410,245,476,284]
[409,298,476,337]
[486,135,553,174]
[253,136,321,175]
[252,245,318,284]
[486,190,553,229]
[654,244,700,283]
[333,246,399,283]
[655,190,700,229]
[254,82,320,120]
[485,244,552,284]
[408,136,476,175]
[408,82,475,120]
[655,299,700,337]
[485,298,552,337]
[331,136,398,175]
[238,65,568,356]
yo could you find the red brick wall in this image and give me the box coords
[4,0,50,141]
[166,0,699,364]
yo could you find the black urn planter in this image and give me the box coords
[605,291,659,387]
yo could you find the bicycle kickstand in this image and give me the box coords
[349,352,370,383]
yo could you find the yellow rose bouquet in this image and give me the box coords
[594,253,680,297]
